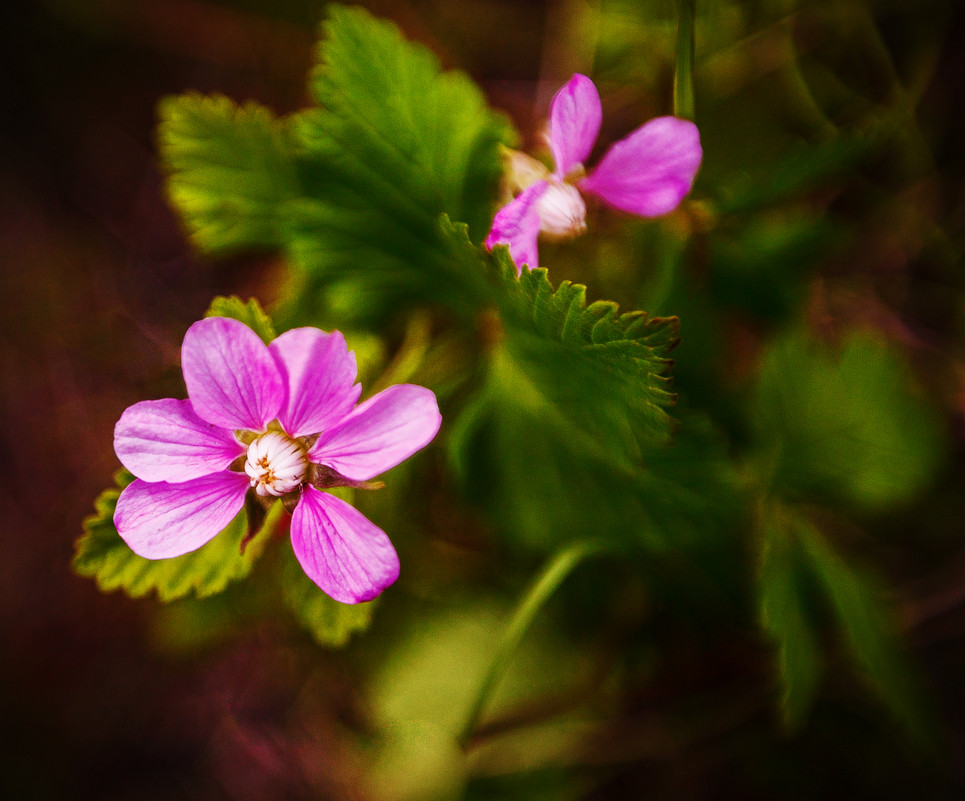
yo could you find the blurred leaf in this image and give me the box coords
[716,136,873,214]
[709,211,844,322]
[363,720,466,801]
[158,94,299,253]
[752,330,943,510]
[74,470,277,602]
[204,295,277,343]
[758,503,935,744]
[369,600,588,735]
[284,5,515,323]
[150,589,241,656]
[465,771,587,801]
[795,519,937,747]
[758,503,823,730]
[278,535,376,648]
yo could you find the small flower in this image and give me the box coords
[485,74,703,270]
[112,317,441,603]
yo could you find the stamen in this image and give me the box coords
[245,432,308,497]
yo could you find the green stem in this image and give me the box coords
[674,0,696,120]
[458,539,615,747]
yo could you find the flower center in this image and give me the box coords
[536,180,587,239]
[244,432,308,497]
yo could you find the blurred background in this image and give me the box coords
[2,0,965,798]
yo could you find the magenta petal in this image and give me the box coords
[181,317,285,431]
[310,384,441,482]
[549,74,602,177]
[114,398,244,483]
[580,116,702,217]
[291,486,399,603]
[114,471,250,559]
[485,181,547,272]
[269,328,362,438]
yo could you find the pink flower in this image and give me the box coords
[485,74,702,270]
[112,317,441,603]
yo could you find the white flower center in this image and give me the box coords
[245,432,308,497]
[536,180,587,239]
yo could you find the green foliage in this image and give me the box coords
[496,247,679,442]
[370,600,588,735]
[158,94,299,253]
[708,211,843,322]
[751,330,943,510]
[362,721,467,801]
[204,295,277,343]
[158,5,515,325]
[282,5,515,323]
[444,240,734,551]
[758,502,934,743]
[796,519,936,746]
[758,503,824,730]
[74,470,277,602]
[279,538,376,648]
[308,5,513,242]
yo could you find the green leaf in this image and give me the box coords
[309,5,513,241]
[757,503,936,745]
[204,295,277,343]
[284,5,514,322]
[74,470,277,602]
[495,246,679,443]
[158,93,299,254]
[447,238,707,551]
[708,211,844,323]
[795,520,936,747]
[758,503,823,730]
[752,330,943,510]
[279,537,376,648]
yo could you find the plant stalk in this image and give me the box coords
[458,539,615,747]
[674,0,697,120]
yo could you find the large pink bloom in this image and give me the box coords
[485,74,702,270]
[113,317,442,603]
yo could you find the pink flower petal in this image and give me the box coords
[548,74,602,177]
[114,471,250,559]
[291,486,400,603]
[114,398,244,483]
[181,317,285,432]
[310,384,441,482]
[485,181,547,272]
[580,116,702,217]
[269,328,362,438]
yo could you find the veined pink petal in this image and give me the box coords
[310,384,441,482]
[485,181,547,272]
[182,317,285,432]
[291,486,400,603]
[269,328,362,438]
[549,74,602,177]
[114,398,244,483]
[114,471,250,559]
[580,116,702,217]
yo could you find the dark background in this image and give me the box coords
[2,1,965,798]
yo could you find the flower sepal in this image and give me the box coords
[242,492,272,553]
[309,463,387,492]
